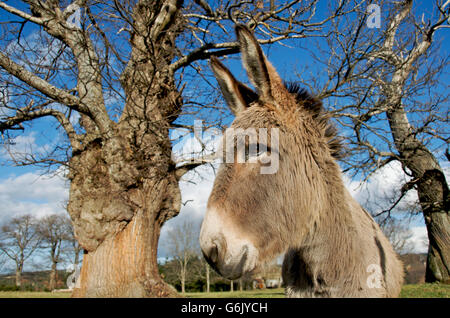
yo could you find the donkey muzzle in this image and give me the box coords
[200,207,259,280]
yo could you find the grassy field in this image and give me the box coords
[0,291,72,298]
[399,283,450,298]
[185,288,285,298]
[0,284,448,298]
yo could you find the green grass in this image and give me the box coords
[0,284,448,298]
[0,291,72,298]
[186,284,449,298]
[400,283,450,298]
[185,288,285,298]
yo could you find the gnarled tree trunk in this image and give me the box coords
[418,170,449,283]
[387,104,450,283]
[69,0,184,297]
[68,102,182,297]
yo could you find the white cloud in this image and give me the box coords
[158,164,216,258]
[170,124,222,166]
[0,132,54,161]
[5,30,67,71]
[0,171,69,223]
[407,226,429,254]
[343,160,418,214]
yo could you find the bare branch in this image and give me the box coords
[0,51,89,114]
[150,0,181,39]
[0,104,81,151]
[0,1,45,25]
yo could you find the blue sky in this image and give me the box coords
[0,1,449,270]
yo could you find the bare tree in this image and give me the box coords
[37,213,72,290]
[205,261,210,293]
[0,0,354,297]
[297,0,449,282]
[65,222,83,268]
[379,217,414,254]
[0,214,41,287]
[196,254,213,293]
[0,252,9,273]
[60,201,83,267]
[164,219,200,294]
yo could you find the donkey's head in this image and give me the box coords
[200,25,341,280]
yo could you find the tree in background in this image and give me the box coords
[204,259,211,293]
[297,0,449,282]
[380,218,414,254]
[0,214,41,287]
[37,213,72,290]
[0,251,8,273]
[65,222,83,268]
[164,219,200,294]
[0,0,353,297]
[60,201,83,268]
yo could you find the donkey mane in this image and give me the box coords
[284,81,343,160]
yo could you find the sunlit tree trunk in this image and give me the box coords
[15,265,22,288]
[206,263,210,293]
[387,106,449,283]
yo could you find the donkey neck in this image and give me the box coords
[290,159,365,291]
[302,161,357,246]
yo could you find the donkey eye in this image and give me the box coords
[258,151,272,164]
[244,144,266,159]
[245,149,264,158]
[244,145,271,164]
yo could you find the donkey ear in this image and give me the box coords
[210,56,258,115]
[235,24,272,102]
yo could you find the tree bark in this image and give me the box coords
[15,266,22,288]
[49,262,57,290]
[71,195,179,297]
[387,105,450,283]
[418,170,450,283]
[206,263,210,293]
[181,257,186,294]
[181,271,186,294]
[68,96,182,298]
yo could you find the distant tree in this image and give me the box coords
[61,201,83,268]
[0,215,41,287]
[37,214,72,290]
[379,217,414,254]
[0,252,9,273]
[188,248,212,292]
[205,261,211,293]
[164,219,200,294]
[160,255,223,292]
[66,227,83,267]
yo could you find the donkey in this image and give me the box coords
[199,25,404,297]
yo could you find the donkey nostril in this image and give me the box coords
[202,243,220,271]
[210,244,218,263]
